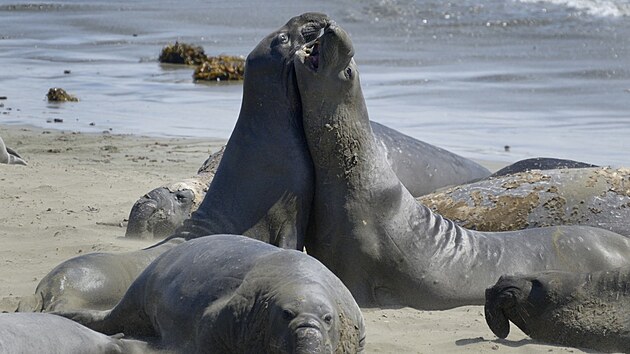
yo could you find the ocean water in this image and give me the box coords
[0,0,628,165]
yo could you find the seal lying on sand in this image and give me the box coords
[294,22,630,310]
[0,313,153,354]
[485,267,630,352]
[125,147,223,239]
[17,238,183,312]
[57,235,366,354]
[490,157,597,177]
[0,136,27,165]
[419,167,630,236]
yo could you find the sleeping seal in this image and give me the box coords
[420,167,630,236]
[17,238,184,312]
[485,267,630,352]
[57,235,366,353]
[0,313,153,354]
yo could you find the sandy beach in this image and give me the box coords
[0,124,590,353]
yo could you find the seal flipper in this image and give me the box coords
[53,297,156,338]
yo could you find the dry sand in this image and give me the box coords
[0,124,589,353]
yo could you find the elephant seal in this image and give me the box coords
[160,13,333,250]
[485,267,630,352]
[419,167,630,236]
[0,313,153,354]
[294,23,630,310]
[17,238,184,312]
[127,123,490,239]
[127,122,490,240]
[490,157,597,177]
[0,136,27,165]
[57,235,366,354]
[124,147,223,239]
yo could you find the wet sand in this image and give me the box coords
[0,124,588,353]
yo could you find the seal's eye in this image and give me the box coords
[278,33,289,44]
[344,67,353,79]
[282,309,296,321]
[322,313,333,325]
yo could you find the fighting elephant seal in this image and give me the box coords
[126,122,490,239]
[57,235,366,353]
[0,313,153,354]
[127,121,490,239]
[17,238,183,312]
[485,267,630,352]
[419,167,630,236]
[158,13,333,250]
[0,136,26,165]
[294,23,630,310]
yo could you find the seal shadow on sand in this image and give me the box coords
[454,337,599,352]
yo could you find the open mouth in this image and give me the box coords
[303,40,320,71]
[300,27,326,72]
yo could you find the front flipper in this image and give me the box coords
[53,306,156,338]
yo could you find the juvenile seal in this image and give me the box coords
[17,238,183,312]
[0,136,27,165]
[419,167,630,236]
[294,23,630,310]
[57,235,366,354]
[485,267,630,352]
[0,313,152,354]
[126,146,222,239]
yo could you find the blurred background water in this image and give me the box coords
[0,0,628,165]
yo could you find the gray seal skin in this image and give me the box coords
[0,136,27,165]
[164,13,332,250]
[419,167,630,236]
[370,121,489,195]
[125,147,222,239]
[0,313,155,354]
[16,238,184,312]
[490,157,597,177]
[127,122,490,239]
[57,235,366,354]
[485,267,630,352]
[294,23,630,310]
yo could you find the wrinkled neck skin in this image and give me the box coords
[173,15,332,250]
[297,25,630,310]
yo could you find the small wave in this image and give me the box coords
[519,0,630,17]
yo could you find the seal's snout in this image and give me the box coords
[294,326,329,354]
[125,187,195,239]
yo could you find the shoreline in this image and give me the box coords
[0,124,585,352]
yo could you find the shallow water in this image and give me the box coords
[1,0,629,165]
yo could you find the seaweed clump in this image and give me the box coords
[193,55,245,81]
[46,88,78,102]
[159,42,207,65]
